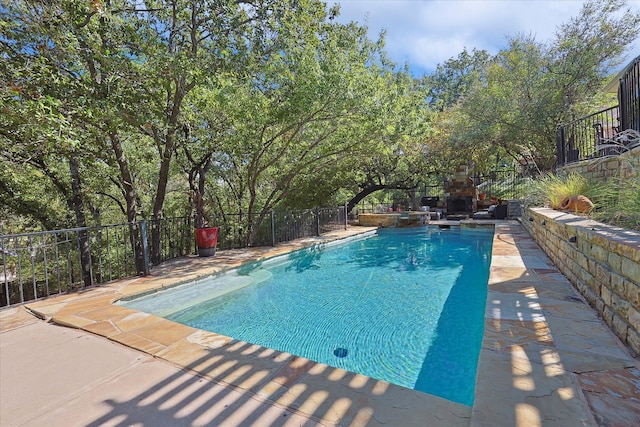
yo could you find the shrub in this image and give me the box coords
[525,172,598,210]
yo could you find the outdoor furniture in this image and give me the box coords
[472,204,496,220]
[420,196,439,209]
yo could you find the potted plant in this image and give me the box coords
[191,190,218,257]
[195,225,218,257]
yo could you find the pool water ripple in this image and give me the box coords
[120,227,493,406]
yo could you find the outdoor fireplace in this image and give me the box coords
[445,165,477,217]
[447,196,473,213]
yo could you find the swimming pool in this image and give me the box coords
[120,226,493,406]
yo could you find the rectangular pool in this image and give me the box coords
[119,226,493,406]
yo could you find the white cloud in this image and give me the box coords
[333,0,640,75]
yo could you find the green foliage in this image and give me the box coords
[2,0,639,240]
[430,0,640,173]
[525,164,639,232]
[525,173,597,209]
[424,48,491,111]
[588,138,640,230]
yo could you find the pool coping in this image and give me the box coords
[13,222,640,426]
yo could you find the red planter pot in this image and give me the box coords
[195,227,219,257]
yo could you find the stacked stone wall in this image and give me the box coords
[560,146,639,181]
[522,207,640,355]
[506,199,522,219]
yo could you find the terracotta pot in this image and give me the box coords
[195,227,219,257]
[559,195,594,213]
[479,193,487,201]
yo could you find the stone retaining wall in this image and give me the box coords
[521,207,640,355]
[506,199,522,220]
[560,145,639,180]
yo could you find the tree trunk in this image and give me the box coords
[68,156,93,287]
[150,85,188,264]
[346,184,387,214]
[109,132,146,275]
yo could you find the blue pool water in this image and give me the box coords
[120,226,493,406]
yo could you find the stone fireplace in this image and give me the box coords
[445,165,477,217]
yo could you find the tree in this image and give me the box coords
[439,0,640,172]
[424,48,490,111]
[343,69,435,213]
[205,16,387,244]
[1,0,336,263]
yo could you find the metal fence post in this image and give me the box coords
[316,207,320,236]
[344,204,348,230]
[140,220,150,276]
[271,211,275,246]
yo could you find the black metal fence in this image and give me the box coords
[556,55,640,167]
[474,168,528,200]
[619,56,640,134]
[556,106,620,166]
[0,217,192,308]
[1,207,347,308]
[206,207,347,249]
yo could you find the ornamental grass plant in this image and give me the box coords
[525,131,640,231]
[525,172,600,210]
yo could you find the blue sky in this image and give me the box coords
[333,0,640,76]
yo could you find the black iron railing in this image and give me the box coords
[557,56,640,167]
[0,217,192,307]
[1,207,347,308]
[556,106,620,166]
[213,207,347,249]
[475,168,528,200]
[619,56,640,133]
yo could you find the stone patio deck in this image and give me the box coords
[1,222,638,426]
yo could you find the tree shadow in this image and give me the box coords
[82,336,467,426]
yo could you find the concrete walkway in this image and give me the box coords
[1,223,638,426]
[1,312,324,426]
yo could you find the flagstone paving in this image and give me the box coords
[1,222,638,426]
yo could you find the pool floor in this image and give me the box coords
[120,228,493,405]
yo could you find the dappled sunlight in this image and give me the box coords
[558,387,575,400]
[512,376,536,391]
[172,380,224,416]
[348,373,370,389]
[237,369,271,390]
[240,343,267,355]
[188,354,226,372]
[324,396,353,422]
[510,345,533,376]
[257,347,278,358]
[137,368,209,408]
[296,390,330,414]
[217,360,240,379]
[487,283,546,326]
[280,381,308,399]
[351,406,375,425]
[515,403,542,427]
[372,381,389,395]
[328,368,349,382]
[540,349,565,378]
[471,224,608,426]
[225,340,248,352]
[308,363,329,375]
[78,347,406,426]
